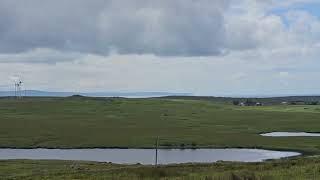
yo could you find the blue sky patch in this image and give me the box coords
[270,2,320,17]
[268,2,320,27]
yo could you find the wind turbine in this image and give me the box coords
[18,80,23,98]
[13,77,24,99]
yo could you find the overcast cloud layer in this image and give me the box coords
[0,0,320,96]
[0,0,229,56]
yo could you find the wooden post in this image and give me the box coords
[155,136,159,166]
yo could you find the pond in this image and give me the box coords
[0,148,300,165]
[261,132,320,137]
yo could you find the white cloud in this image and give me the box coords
[0,0,319,95]
[279,71,289,78]
[1,44,319,95]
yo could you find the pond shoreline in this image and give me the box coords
[259,131,320,134]
[0,145,307,155]
[260,131,320,137]
[1,142,316,159]
[0,148,301,165]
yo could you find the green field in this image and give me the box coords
[1,157,320,179]
[0,96,320,154]
[1,96,320,179]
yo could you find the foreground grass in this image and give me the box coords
[1,96,320,154]
[1,157,320,179]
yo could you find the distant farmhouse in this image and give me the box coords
[233,99,263,106]
[233,100,319,106]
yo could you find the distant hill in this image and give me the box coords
[160,96,320,105]
[2,90,320,104]
[0,90,192,98]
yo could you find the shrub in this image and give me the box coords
[191,142,197,148]
[233,100,240,105]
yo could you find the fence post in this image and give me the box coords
[155,136,159,166]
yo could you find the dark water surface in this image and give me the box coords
[0,148,300,165]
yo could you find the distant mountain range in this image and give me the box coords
[0,90,192,98]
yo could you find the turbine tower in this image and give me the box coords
[18,80,23,98]
[14,78,24,99]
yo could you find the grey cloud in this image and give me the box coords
[0,0,104,53]
[0,48,82,64]
[0,0,230,57]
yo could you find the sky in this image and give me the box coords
[0,0,320,96]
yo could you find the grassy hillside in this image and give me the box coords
[1,157,320,179]
[0,96,320,154]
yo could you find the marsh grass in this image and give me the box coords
[1,157,320,179]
